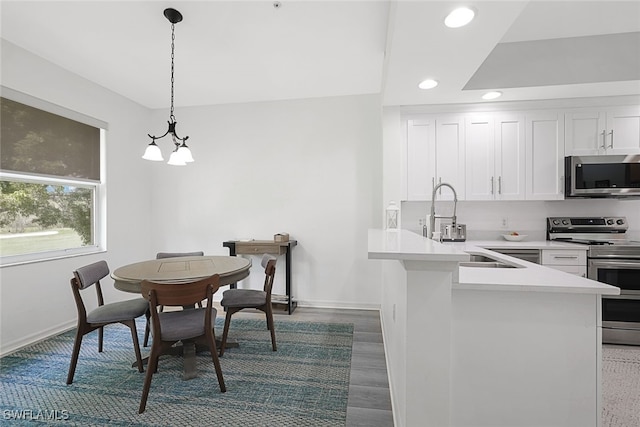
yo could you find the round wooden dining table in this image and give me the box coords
[111,255,251,380]
[111,255,251,293]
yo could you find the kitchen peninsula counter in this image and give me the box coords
[369,229,617,295]
[368,228,618,427]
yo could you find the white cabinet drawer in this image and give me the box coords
[541,249,586,266]
[545,264,587,277]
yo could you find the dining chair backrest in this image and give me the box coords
[261,254,277,293]
[141,274,221,308]
[74,260,110,290]
[156,251,204,259]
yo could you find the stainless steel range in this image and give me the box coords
[547,217,640,345]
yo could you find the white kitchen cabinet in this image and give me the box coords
[525,111,565,200]
[403,115,465,201]
[565,106,640,155]
[541,248,587,277]
[606,106,640,154]
[465,113,525,201]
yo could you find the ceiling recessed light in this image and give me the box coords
[445,7,475,28]
[482,91,502,100]
[418,79,439,90]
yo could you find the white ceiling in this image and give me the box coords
[1,0,639,110]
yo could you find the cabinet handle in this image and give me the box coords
[498,176,502,194]
[560,176,564,194]
[490,176,494,195]
[600,130,606,150]
[608,130,614,148]
[553,255,579,259]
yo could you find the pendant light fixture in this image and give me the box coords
[143,8,193,166]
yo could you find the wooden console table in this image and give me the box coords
[223,239,298,314]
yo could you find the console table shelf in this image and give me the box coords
[223,240,298,314]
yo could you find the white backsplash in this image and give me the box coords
[401,199,640,241]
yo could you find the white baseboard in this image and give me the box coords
[296,300,381,311]
[0,320,76,357]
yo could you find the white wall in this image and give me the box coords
[0,40,155,354]
[146,95,384,307]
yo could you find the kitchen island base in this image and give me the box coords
[451,289,601,427]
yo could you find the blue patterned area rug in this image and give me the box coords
[0,318,353,426]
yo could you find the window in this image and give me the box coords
[0,89,106,266]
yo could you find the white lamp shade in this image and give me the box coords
[142,143,164,161]
[167,150,187,166]
[177,145,194,162]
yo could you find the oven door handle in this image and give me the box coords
[589,259,640,269]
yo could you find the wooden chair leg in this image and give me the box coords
[266,307,277,352]
[125,320,144,373]
[66,328,84,385]
[138,347,160,413]
[206,328,226,392]
[143,313,151,347]
[98,326,104,353]
[219,310,234,357]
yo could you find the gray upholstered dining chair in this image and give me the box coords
[67,260,148,385]
[219,254,277,356]
[143,251,206,346]
[138,274,226,413]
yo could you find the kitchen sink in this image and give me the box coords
[459,252,523,268]
[459,261,517,268]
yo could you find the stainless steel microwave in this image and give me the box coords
[565,155,640,198]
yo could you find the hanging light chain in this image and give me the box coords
[170,22,176,121]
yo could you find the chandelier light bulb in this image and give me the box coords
[167,150,187,166]
[142,142,164,161]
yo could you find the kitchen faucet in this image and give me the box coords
[426,182,458,239]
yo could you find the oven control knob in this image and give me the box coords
[607,219,615,225]
[552,219,560,226]
[617,219,625,225]
[562,219,569,225]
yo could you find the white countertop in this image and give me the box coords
[368,229,469,262]
[368,229,619,296]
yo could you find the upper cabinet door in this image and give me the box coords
[435,115,465,201]
[526,111,565,200]
[605,106,640,154]
[465,114,495,201]
[405,117,436,201]
[495,114,526,201]
[565,110,606,155]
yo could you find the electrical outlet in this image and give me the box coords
[418,218,423,228]
[501,217,509,229]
